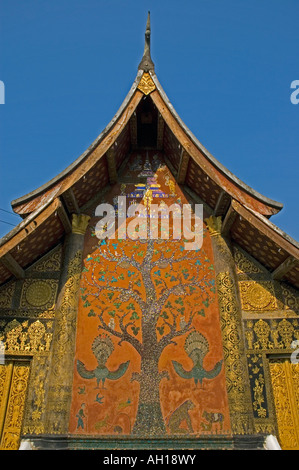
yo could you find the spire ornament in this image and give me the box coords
[138,11,155,72]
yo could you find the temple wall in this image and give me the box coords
[232,244,299,448]
[0,245,62,448]
[0,154,298,449]
[68,154,232,440]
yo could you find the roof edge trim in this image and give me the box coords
[11,70,144,211]
[150,72,283,213]
[232,200,299,255]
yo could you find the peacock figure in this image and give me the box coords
[172,331,222,388]
[77,334,130,389]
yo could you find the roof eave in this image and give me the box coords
[11,70,144,213]
[149,71,283,215]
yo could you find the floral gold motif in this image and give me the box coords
[25,281,52,308]
[0,319,53,354]
[239,281,277,311]
[23,356,50,435]
[20,279,58,310]
[216,271,253,434]
[31,246,62,272]
[137,73,156,95]
[244,318,298,351]
[72,214,91,235]
[0,361,30,450]
[269,361,299,450]
[234,246,263,274]
[45,250,83,434]
[205,216,222,237]
[0,282,15,309]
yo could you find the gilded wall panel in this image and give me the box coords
[22,355,50,435]
[0,318,53,355]
[233,243,299,444]
[246,353,275,435]
[0,281,15,309]
[244,318,298,351]
[216,271,252,434]
[269,361,299,450]
[239,281,278,312]
[0,244,62,440]
[20,279,58,310]
[0,361,30,450]
[281,283,299,313]
[29,245,62,273]
[234,246,263,275]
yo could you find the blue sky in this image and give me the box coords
[0,0,298,240]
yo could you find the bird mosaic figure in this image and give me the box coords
[77,334,130,389]
[172,331,222,388]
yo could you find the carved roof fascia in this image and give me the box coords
[0,198,61,256]
[149,71,283,217]
[11,70,144,215]
[231,200,299,256]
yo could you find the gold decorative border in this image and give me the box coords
[216,271,253,434]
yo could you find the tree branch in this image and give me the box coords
[97,307,142,355]
[157,309,195,353]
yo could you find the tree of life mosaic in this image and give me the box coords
[69,152,231,437]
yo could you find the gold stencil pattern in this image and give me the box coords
[234,246,263,274]
[0,361,30,450]
[281,283,299,312]
[216,271,253,434]
[137,72,156,95]
[30,246,62,272]
[239,281,277,311]
[0,282,15,309]
[0,319,53,354]
[20,279,58,309]
[245,318,298,350]
[269,361,299,450]
[23,356,49,435]
[46,250,83,434]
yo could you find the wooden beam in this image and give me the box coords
[272,256,298,280]
[176,149,190,185]
[157,113,164,150]
[183,185,213,216]
[106,147,118,185]
[0,253,25,279]
[163,155,177,178]
[130,112,138,149]
[214,190,231,217]
[63,188,80,214]
[221,202,237,236]
[57,204,72,234]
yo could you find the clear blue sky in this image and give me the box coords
[0,0,298,241]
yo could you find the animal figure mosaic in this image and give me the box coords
[172,331,223,387]
[201,410,224,432]
[77,334,130,389]
[167,400,195,434]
